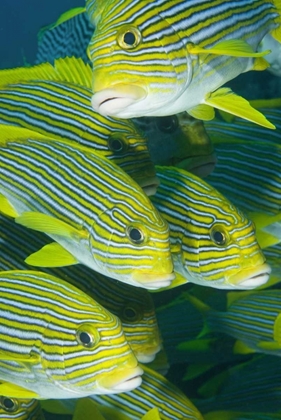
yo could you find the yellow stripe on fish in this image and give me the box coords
[152,166,270,289]
[0,270,142,399]
[0,213,162,363]
[0,57,156,193]
[0,396,44,419]
[86,0,280,127]
[0,125,174,290]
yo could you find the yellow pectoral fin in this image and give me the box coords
[188,39,270,57]
[183,362,217,381]
[255,229,281,249]
[38,7,86,40]
[41,400,73,415]
[73,399,106,420]
[0,381,40,399]
[257,340,281,351]
[273,313,281,345]
[249,211,281,230]
[252,57,270,71]
[204,88,276,129]
[250,97,281,109]
[15,212,87,239]
[142,408,162,420]
[187,104,215,121]
[25,243,78,267]
[233,340,255,355]
[0,350,40,364]
[0,194,19,218]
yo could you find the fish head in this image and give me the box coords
[89,201,175,290]
[175,181,270,289]
[0,397,40,418]
[42,295,143,396]
[103,117,158,194]
[119,292,162,363]
[87,2,192,118]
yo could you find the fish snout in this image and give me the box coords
[98,363,144,393]
[227,263,271,289]
[131,257,175,289]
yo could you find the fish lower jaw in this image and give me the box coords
[135,344,162,363]
[227,263,271,290]
[98,366,144,394]
[139,176,160,196]
[91,85,147,117]
[130,272,175,290]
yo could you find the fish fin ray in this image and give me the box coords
[188,39,270,57]
[0,381,40,399]
[25,243,78,267]
[233,340,255,354]
[0,194,19,218]
[187,104,215,121]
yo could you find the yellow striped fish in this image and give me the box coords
[186,291,281,356]
[152,166,270,289]
[0,396,44,419]
[86,0,281,128]
[0,213,162,363]
[0,270,142,399]
[0,126,174,290]
[0,57,157,194]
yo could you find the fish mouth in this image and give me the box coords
[135,344,162,363]
[91,84,147,117]
[100,366,144,393]
[172,153,217,178]
[131,272,175,290]
[139,176,160,196]
[228,263,271,289]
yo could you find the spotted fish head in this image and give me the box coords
[87,1,192,118]
[40,288,143,396]
[89,200,175,290]
[178,200,271,290]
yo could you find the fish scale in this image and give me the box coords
[0,126,174,290]
[0,271,141,399]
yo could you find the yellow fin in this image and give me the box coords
[255,229,280,249]
[250,98,281,109]
[0,194,19,218]
[73,399,106,420]
[187,104,215,121]
[183,362,216,381]
[252,57,270,71]
[15,212,86,239]
[198,370,228,398]
[177,338,215,352]
[41,399,73,415]
[0,57,92,89]
[99,405,132,420]
[257,340,281,351]
[217,109,235,123]
[0,382,40,399]
[0,350,40,364]
[249,211,281,230]
[38,7,86,39]
[0,125,48,147]
[226,291,256,308]
[233,340,255,355]
[188,39,270,57]
[274,313,281,344]
[142,408,162,420]
[204,88,276,129]
[25,243,78,267]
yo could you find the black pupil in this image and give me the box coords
[124,307,137,319]
[124,31,136,46]
[157,116,178,133]
[111,139,123,152]
[213,231,224,244]
[130,228,142,242]
[3,398,15,410]
[79,331,91,345]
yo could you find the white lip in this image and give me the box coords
[231,263,271,289]
[109,367,143,392]
[131,273,176,290]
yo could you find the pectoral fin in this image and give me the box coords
[257,340,281,351]
[73,399,106,420]
[233,340,256,354]
[188,39,270,57]
[25,243,78,267]
[15,212,87,239]
[142,408,162,420]
[273,313,281,345]
[0,350,40,364]
[204,88,276,129]
[0,194,19,218]
[0,381,40,399]
[187,104,215,121]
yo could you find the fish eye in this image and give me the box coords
[76,324,100,348]
[156,116,179,133]
[210,228,227,246]
[127,225,145,244]
[123,306,139,322]
[108,137,127,153]
[117,26,142,49]
[0,397,18,412]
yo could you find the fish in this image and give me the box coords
[42,364,204,420]
[0,125,174,290]
[0,270,142,399]
[0,396,45,419]
[0,213,162,363]
[193,355,281,414]
[151,166,270,289]
[258,33,281,76]
[134,113,217,178]
[0,57,157,194]
[186,290,281,356]
[205,411,281,420]
[86,0,281,128]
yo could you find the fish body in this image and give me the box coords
[152,166,270,289]
[0,126,174,290]
[0,58,156,192]
[87,0,280,127]
[0,214,162,363]
[0,270,142,399]
[0,397,44,420]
